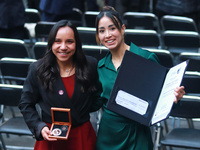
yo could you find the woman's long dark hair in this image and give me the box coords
[36,20,96,92]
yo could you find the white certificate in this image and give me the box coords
[151,61,187,125]
[115,90,149,115]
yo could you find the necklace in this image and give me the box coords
[65,66,74,73]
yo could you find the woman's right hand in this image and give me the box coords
[41,126,57,141]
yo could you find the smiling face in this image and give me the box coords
[52,26,76,65]
[97,16,125,51]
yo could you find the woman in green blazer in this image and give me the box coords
[95,6,185,150]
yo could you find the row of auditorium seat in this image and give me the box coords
[1,37,200,72]
[0,9,38,147]
[24,8,200,57]
[22,25,200,56]
[76,27,200,55]
[24,8,200,40]
[0,40,199,95]
[25,8,200,32]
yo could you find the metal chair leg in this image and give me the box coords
[154,123,162,150]
[0,134,7,150]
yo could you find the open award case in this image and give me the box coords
[49,107,71,140]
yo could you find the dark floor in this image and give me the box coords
[1,106,200,150]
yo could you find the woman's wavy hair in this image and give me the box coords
[36,20,96,92]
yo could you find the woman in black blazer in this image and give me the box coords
[19,20,104,150]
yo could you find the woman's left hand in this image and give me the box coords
[174,86,185,103]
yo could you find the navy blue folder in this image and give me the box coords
[107,50,188,126]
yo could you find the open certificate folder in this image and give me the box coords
[107,50,188,126]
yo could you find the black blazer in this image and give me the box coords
[19,56,104,140]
